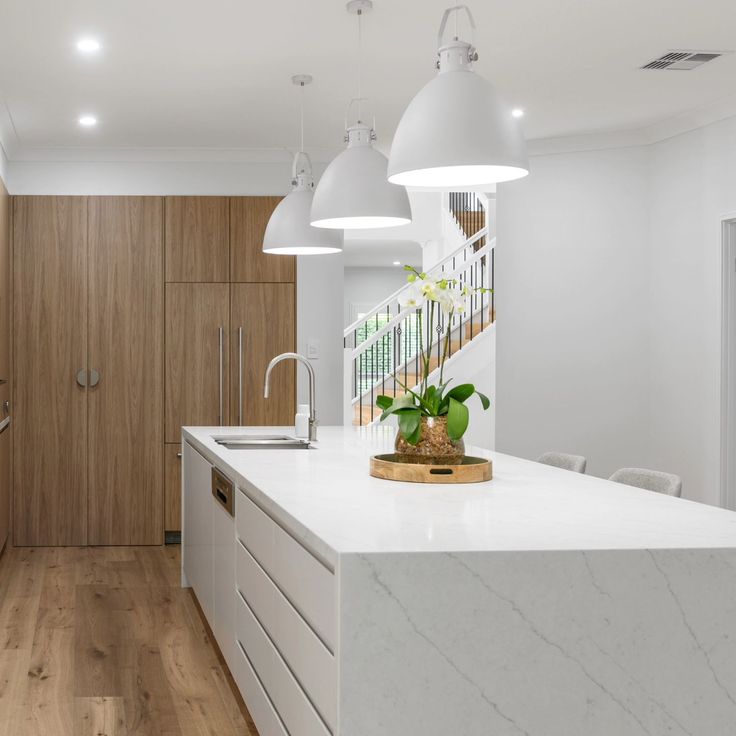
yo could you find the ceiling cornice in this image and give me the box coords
[5,93,736,165]
[527,92,736,157]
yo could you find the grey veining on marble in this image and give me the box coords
[338,549,736,736]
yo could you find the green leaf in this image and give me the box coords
[446,397,469,440]
[376,395,393,411]
[445,383,475,403]
[378,393,418,422]
[476,390,491,410]
[398,410,422,445]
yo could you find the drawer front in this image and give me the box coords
[230,641,289,736]
[236,489,336,649]
[236,591,331,736]
[237,539,336,729]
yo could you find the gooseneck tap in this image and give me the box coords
[264,353,317,441]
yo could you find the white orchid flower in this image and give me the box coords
[398,281,425,309]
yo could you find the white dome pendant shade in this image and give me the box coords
[263,151,343,255]
[311,121,412,229]
[311,0,412,230]
[262,75,343,255]
[387,5,529,189]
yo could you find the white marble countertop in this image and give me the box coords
[183,425,736,565]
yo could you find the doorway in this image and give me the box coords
[721,217,736,509]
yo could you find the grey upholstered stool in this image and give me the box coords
[537,452,587,474]
[608,468,682,497]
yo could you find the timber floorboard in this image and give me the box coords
[0,546,256,736]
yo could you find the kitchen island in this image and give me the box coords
[182,425,736,736]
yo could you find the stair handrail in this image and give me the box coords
[348,237,493,359]
[343,225,489,338]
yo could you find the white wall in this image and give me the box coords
[648,116,736,505]
[496,146,653,480]
[343,267,408,327]
[497,116,736,505]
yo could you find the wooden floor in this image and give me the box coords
[0,545,256,736]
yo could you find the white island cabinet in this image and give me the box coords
[182,426,736,736]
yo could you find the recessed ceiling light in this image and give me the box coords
[393,261,401,265]
[511,108,525,118]
[78,115,97,127]
[76,38,101,53]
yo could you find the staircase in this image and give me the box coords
[344,194,495,426]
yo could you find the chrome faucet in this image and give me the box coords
[263,353,317,441]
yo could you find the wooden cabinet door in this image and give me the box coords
[13,196,88,546]
[0,179,9,385]
[165,283,230,441]
[164,443,183,532]
[87,197,164,545]
[165,196,229,282]
[231,284,295,426]
[0,385,9,552]
[0,182,9,551]
[230,197,294,283]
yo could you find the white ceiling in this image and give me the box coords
[1,0,735,161]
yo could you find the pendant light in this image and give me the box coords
[310,0,411,230]
[387,5,529,188]
[263,75,343,255]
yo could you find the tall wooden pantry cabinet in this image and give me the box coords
[0,178,10,553]
[163,196,296,534]
[13,197,163,546]
[12,194,296,545]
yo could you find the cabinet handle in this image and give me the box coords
[89,369,100,388]
[218,326,224,426]
[75,369,88,387]
[238,326,244,426]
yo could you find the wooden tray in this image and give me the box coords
[370,454,492,484]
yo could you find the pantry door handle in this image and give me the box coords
[218,326,224,425]
[75,369,88,387]
[89,369,100,388]
[238,326,244,426]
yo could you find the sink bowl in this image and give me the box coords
[213,434,312,450]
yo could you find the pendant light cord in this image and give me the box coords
[299,81,305,153]
[356,9,363,123]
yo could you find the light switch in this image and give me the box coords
[306,340,320,359]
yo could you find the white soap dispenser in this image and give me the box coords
[294,404,311,439]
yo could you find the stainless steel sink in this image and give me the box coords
[213,434,312,450]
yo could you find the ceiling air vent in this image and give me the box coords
[641,51,723,70]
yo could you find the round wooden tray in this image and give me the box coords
[370,454,492,484]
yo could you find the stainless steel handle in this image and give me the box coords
[0,379,7,385]
[75,369,88,387]
[2,400,9,417]
[218,326,224,425]
[238,326,244,426]
[89,369,100,388]
[176,452,182,458]
[0,416,9,435]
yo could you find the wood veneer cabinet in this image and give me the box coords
[0,180,11,551]
[230,197,294,282]
[165,283,231,442]
[164,443,183,532]
[13,196,88,546]
[230,283,295,426]
[87,197,164,545]
[13,196,164,546]
[165,196,229,282]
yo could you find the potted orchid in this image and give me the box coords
[376,266,491,465]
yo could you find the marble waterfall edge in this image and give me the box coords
[338,549,736,736]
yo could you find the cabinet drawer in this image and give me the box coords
[236,489,335,649]
[236,591,331,736]
[237,539,336,729]
[231,641,289,736]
